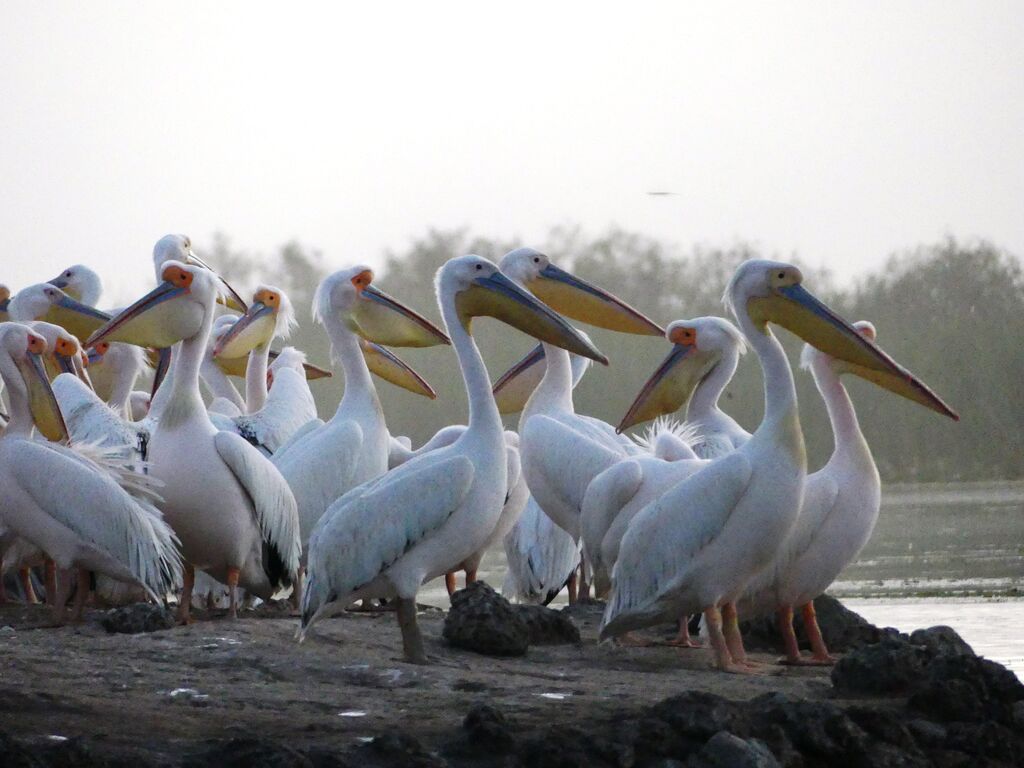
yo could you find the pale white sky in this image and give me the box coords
[1,2,1021,304]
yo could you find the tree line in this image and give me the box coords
[204,228,1024,483]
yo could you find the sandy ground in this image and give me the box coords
[0,598,842,759]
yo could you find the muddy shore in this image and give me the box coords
[0,594,1020,767]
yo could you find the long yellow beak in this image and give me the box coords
[347,285,451,348]
[750,284,959,420]
[216,350,333,382]
[0,286,10,323]
[213,303,276,359]
[185,252,248,312]
[360,340,437,399]
[87,281,201,349]
[42,291,111,344]
[492,344,545,415]
[526,263,663,336]
[617,344,719,432]
[456,271,607,363]
[19,350,69,442]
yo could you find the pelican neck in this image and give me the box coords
[812,357,871,467]
[441,303,503,436]
[686,346,739,424]
[324,316,380,420]
[246,343,270,413]
[521,343,574,426]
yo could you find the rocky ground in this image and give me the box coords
[0,584,1021,767]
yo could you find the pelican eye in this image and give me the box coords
[475,264,482,270]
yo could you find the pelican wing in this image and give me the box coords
[601,452,753,637]
[214,432,301,585]
[52,373,149,464]
[522,414,627,526]
[580,458,644,596]
[502,496,580,604]
[271,417,324,461]
[306,454,474,604]
[5,440,181,598]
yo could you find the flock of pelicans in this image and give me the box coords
[0,235,958,673]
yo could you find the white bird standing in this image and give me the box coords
[582,317,752,604]
[299,255,607,663]
[493,345,592,605]
[599,260,958,672]
[738,321,886,664]
[272,266,449,605]
[497,248,663,595]
[87,261,302,621]
[0,323,182,621]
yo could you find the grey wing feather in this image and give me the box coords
[214,431,301,580]
[305,455,474,606]
[602,452,752,634]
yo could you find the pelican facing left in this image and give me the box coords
[87,262,302,622]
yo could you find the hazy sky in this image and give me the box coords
[2,2,1021,304]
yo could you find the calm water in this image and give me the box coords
[422,481,1024,672]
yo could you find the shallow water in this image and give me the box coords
[421,480,1024,671]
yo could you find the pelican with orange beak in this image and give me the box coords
[87,261,301,622]
[299,255,606,663]
[0,323,181,622]
[600,260,956,673]
[271,266,449,606]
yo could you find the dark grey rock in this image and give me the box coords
[906,719,947,749]
[514,603,580,645]
[688,731,780,768]
[908,626,975,658]
[442,581,528,657]
[462,704,516,752]
[944,721,1023,765]
[648,691,751,741]
[846,706,923,757]
[186,739,320,768]
[747,692,869,761]
[0,732,47,768]
[830,636,930,695]
[361,732,445,768]
[99,603,174,635]
[908,653,1024,725]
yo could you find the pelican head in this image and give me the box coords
[0,323,69,441]
[7,283,111,344]
[314,266,450,348]
[439,255,606,363]
[87,262,217,349]
[152,234,247,312]
[618,317,747,432]
[727,259,958,419]
[27,321,91,386]
[492,337,595,414]
[47,264,103,306]
[499,247,663,336]
[213,285,296,359]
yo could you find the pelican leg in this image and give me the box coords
[802,602,837,665]
[44,558,57,606]
[396,596,429,665]
[566,571,578,605]
[50,568,72,625]
[226,567,240,620]
[661,616,702,648]
[21,569,39,604]
[578,556,590,601]
[464,567,478,585]
[703,606,742,673]
[0,573,7,603]
[721,602,775,672]
[290,566,305,613]
[776,605,803,664]
[176,563,195,624]
[444,572,457,597]
[70,568,90,622]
